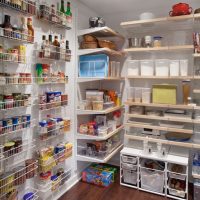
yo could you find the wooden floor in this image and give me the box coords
[59,174,193,200]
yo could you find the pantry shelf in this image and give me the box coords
[120,13,200,29]
[0,1,36,16]
[77,125,124,140]
[127,76,193,80]
[77,48,124,56]
[124,45,193,53]
[78,26,124,40]
[125,122,193,134]
[126,114,195,124]
[77,143,123,163]
[193,54,200,58]
[77,105,124,115]
[77,77,125,82]
[125,102,196,110]
[125,134,200,149]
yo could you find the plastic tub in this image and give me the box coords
[170,60,179,77]
[140,60,154,76]
[180,60,188,76]
[155,59,169,76]
[142,88,151,103]
[121,155,137,164]
[127,60,139,76]
[140,167,165,194]
[122,169,137,185]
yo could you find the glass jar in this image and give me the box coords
[153,36,163,47]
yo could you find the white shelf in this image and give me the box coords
[127,76,193,80]
[194,54,200,58]
[124,45,193,53]
[77,125,124,140]
[193,173,200,179]
[77,144,123,163]
[77,77,125,83]
[78,48,124,56]
[125,134,200,149]
[77,105,124,115]
[78,26,124,40]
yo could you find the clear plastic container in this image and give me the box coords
[92,101,103,110]
[170,60,179,77]
[180,60,188,76]
[142,88,151,103]
[110,61,116,77]
[127,87,135,102]
[134,87,142,103]
[140,60,154,76]
[127,60,139,76]
[141,167,165,193]
[115,62,121,77]
[121,155,137,164]
[122,169,137,185]
[155,59,169,76]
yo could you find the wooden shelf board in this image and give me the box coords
[78,48,124,56]
[127,76,193,80]
[125,134,200,149]
[125,122,193,134]
[125,102,195,110]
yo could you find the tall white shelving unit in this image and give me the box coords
[119,13,200,200]
[76,27,125,168]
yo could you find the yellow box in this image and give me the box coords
[152,84,177,105]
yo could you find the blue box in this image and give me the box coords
[79,54,109,77]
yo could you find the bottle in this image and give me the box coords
[40,35,46,58]
[65,40,71,62]
[60,34,65,60]
[51,4,56,22]
[44,40,50,58]
[56,2,61,24]
[48,34,53,58]
[2,15,13,38]
[60,0,65,25]
[53,36,60,60]
[27,18,34,42]
[20,17,28,41]
[65,2,72,28]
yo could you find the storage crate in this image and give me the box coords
[122,169,137,185]
[122,163,137,171]
[121,155,137,164]
[79,54,109,77]
[152,84,177,105]
[140,167,165,193]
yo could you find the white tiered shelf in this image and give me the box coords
[77,144,123,163]
[78,48,124,56]
[127,76,193,80]
[77,77,125,82]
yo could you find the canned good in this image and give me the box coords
[3,118,13,133]
[17,116,23,129]
[4,94,14,109]
[39,94,46,110]
[25,159,36,179]
[12,137,22,153]
[26,73,31,83]
[12,93,23,107]
[13,166,26,186]
[25,115,31,128]
[12,117,20,131]
[19,73,26,83]
[0,172,15,196]
[4,142,15,157]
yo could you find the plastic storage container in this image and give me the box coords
[122,169,137,185]
[140,60,154,76]
[155,59,169,76]
[180,60,188,76]
[168,163,187,180]
[142,88,151,103]
[79,54,109,77]
[169,60,179,77]
[127,60,139,76]
[140,167,165,193]
[121,155,137,164]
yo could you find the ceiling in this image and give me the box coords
[78,0,200,16]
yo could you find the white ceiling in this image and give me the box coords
[78,0,200,16]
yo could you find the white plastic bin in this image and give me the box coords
[180,60,188,76]
[123,169,137,185]
[169,60,180,77]
[121,155,137,164]
[140,167,165,193]
[127,60,139,76]
[155,59,169,76]
[122,163,137,171]
[168,163,187,180]
[168,187,186,198]
[142,88,151,103]
[141,60,154,76]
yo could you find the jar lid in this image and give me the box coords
[51,175,58,181]
[4,142,15,148]
[23,192,34,200]
[153,36,163,39]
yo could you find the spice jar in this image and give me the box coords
[144,35,152,47]
[12,93,22,107]
[25,159,36,179]
[2,118,13,134]
[4,94,14,109]
[12,137,22,153]
[13,166,26,186]
[153,36,163,47]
